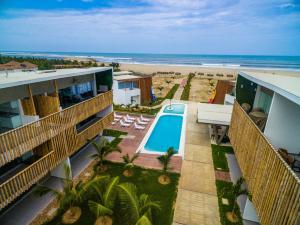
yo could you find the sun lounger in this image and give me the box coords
[140,115,150,122]
[126,114,135,121]
[134,122,145,130]
[120,120,131,127]
[114,112,122,119]
[124,117,133,124]
[137,118,148,125]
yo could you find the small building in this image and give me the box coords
[0,61,38,72]
[228,71,300,224]
[112,71,152,106]
[0,67,114,221]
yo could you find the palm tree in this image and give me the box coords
[223,177,251,222]
[165,79,172,87]
[118,183,160,225]
[90,137,121,172]
[35,164,100,224]
[122,153,140,177]
[157,86,164,97]
[157,147,176,185]
[88,176,120,225]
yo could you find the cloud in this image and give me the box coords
[0,0,299,54]
[279,3,296,9]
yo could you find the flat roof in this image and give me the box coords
[113,74,140,81]
[113,71,133,76]
[239,71,300,105]
[197,103,233,125]
[0,67,112,89]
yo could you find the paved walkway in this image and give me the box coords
[173,78,187,100]
[107,114,182,172]
[173,102,220,225]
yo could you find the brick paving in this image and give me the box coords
[214,170,231,182]
[107,113,182,173]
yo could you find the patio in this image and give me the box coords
[106,112,182,172]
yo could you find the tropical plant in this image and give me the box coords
[122,153,140,177]
[35,164,98,224]
[117,183,160,225]
[90,138,121,172]
[223,177,251,222]
[165,79,172,87]
[157,86,164,96]
[157,147,176,184]
[88,176,120,225]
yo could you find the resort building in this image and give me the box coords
[0,68,114,221]
[112,71,153,106]
[228,71,300,224]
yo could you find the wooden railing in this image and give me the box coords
[229,101,300,225]
[0,91,113,167]
[74,112,114,153]
[0,151,56,209]
[0,111,114,209]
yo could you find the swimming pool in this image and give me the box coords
[163,104,185,114]
[144,115,182,153]
[139,103,187,156]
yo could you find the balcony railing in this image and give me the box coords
[0,91,113,167]
[229,101,300,225]
[0,151,55,209]
[0,112,114,209]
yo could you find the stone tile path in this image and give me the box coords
[107,113,182,172]
[173,102,220,225]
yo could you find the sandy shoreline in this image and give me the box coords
[119,63,300,77]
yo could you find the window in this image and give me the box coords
[118,81,138,90]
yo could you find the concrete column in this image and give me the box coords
[50,157,72,179]
[242,198,259,223]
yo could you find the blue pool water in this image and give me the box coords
[163,104,185,114]
[144,115,183,153]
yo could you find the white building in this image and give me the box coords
[112,71,153,106]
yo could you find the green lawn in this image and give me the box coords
[211,144,234,172]
[43,163,180,225]
[216,180,243,225]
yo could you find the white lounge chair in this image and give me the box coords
[140,115,150,122]
[120,120,131,127]
[114,112,122,119]
[137,118,148,125]
[114,117,121,122]
[126,114,135,121]
[134,122,145,130]
[124,117,133,124]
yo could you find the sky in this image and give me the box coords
[0,0,300,55]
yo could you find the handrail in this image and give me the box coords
[228,101,300,225]
[0,91,113,166]
[0,151,55,209]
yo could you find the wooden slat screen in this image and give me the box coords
[228,101,300,225]
[0,112,113,209]
[0,91,113,167]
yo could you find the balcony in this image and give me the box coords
[0,91,113,167]
[0,111,113,209]
[228,101,300,225]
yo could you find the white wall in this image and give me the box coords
[243,198,260,222]
[112,80,141,105]
[264,93,300,154]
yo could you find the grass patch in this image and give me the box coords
[102,129,127,137]
[180,73,195,100]
[149,84,180,106]
[114,105,161,115]
[211,144,234,172]
[216,180,243,225]
[43,163,180,225]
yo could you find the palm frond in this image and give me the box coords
[103,176,119,209]
[135,215,153,225]
[117,183,140,223]
[88,200,113,218]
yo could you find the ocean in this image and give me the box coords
[1,51,300,71]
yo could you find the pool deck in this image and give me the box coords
[173,101,220,225]
[107,114,182,173]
